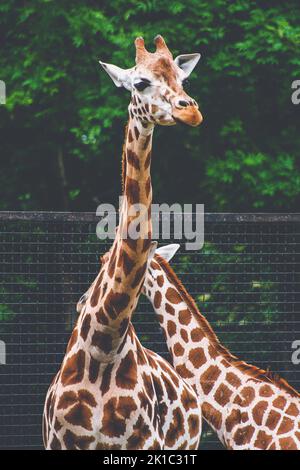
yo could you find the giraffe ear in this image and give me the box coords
[76,292,87,314]
[174,53,201,77]
[155,244,180,262]
[148,241,158,262]
[99,61,133,90]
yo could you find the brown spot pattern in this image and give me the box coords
[116,350,137,390]
[226,372,241,388]
[89,356,100,384]
[214,383,233,406]
[144,150,151,169]
[176,363,194,379]
[131,262,147,289]
[134,126,140,140]
[61,350,85,386]
[234,386,255,407]
[65,402,93,430]
[50,434,62,450]
[286,402,298,416]
[165,303,175,315]
[118,248,135,276]
[100,363,114,395]
[91,330,112,354]
[203,402,222,430]
[125,177,140,205]
[101,396,137,437]
[127,149,140,170]
[273,396,287,410]
[191,328,204,342]
[189,348,206,369]
[165,407,184,447]
[143,134,151,150]
[254,430,272,449]
[279,437,298,450]
[200,365,221,394]
[166,287,182,304]
[104,290,130,319]
[188,414,200,438]
[154,291,162,309]
[167,320,176,337]
[80,314,91,341]
[252,401,268,425]
[57,390,77,410]
[145,177,151,198]
[259,384,274,397]
[174,342,184,357]
[162,373,177,403]
[180,329,188,343]
[66,328,78,353]
[277,416,294,435]
[234,425,255,446]
[225,408,241,432]
[178,309,192,325]
[96,308,108,325]
[265,409,281,430]
[128,128,133,143]
[127,415,151,450]
[63,429,95,450]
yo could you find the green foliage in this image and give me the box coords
[207,151,300,209]
[0,303,13,322]
[0,0,299,210]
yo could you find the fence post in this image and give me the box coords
[0,340,6,364]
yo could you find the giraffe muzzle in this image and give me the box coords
[172,106,203,127]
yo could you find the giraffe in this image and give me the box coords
[141,243,300,450]
[43,36,203,450]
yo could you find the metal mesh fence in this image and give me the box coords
[0,212,299,450]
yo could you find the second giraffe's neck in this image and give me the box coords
[145,255,281,440]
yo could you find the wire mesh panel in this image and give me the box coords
[0,212,299,450]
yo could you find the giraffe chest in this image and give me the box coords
[44,334,201,450]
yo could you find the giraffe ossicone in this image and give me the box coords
[43,36,203,450]
[143,243,300,450]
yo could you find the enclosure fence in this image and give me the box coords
[0,212,299,450]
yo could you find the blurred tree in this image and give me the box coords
[0,0,299,211]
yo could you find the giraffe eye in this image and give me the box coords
[134,79,151,92]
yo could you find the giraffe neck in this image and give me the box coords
[77,117,154,361]
[146,255,300,443]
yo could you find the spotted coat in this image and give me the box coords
[43,36,203,450]
[143,251,300,450]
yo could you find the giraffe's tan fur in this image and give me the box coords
[43,37,203,450]
[142,249,300,450]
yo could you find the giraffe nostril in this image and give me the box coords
[178,100,189,108]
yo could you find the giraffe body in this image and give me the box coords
[143,244,300,450]
[43,37,203,450]
[43,323,201,449]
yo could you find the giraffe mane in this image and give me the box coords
[155,253,300,399]
[121,122,129,193]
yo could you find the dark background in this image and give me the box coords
[0,0,300,212]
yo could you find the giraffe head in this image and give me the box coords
[100,35,203,127]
